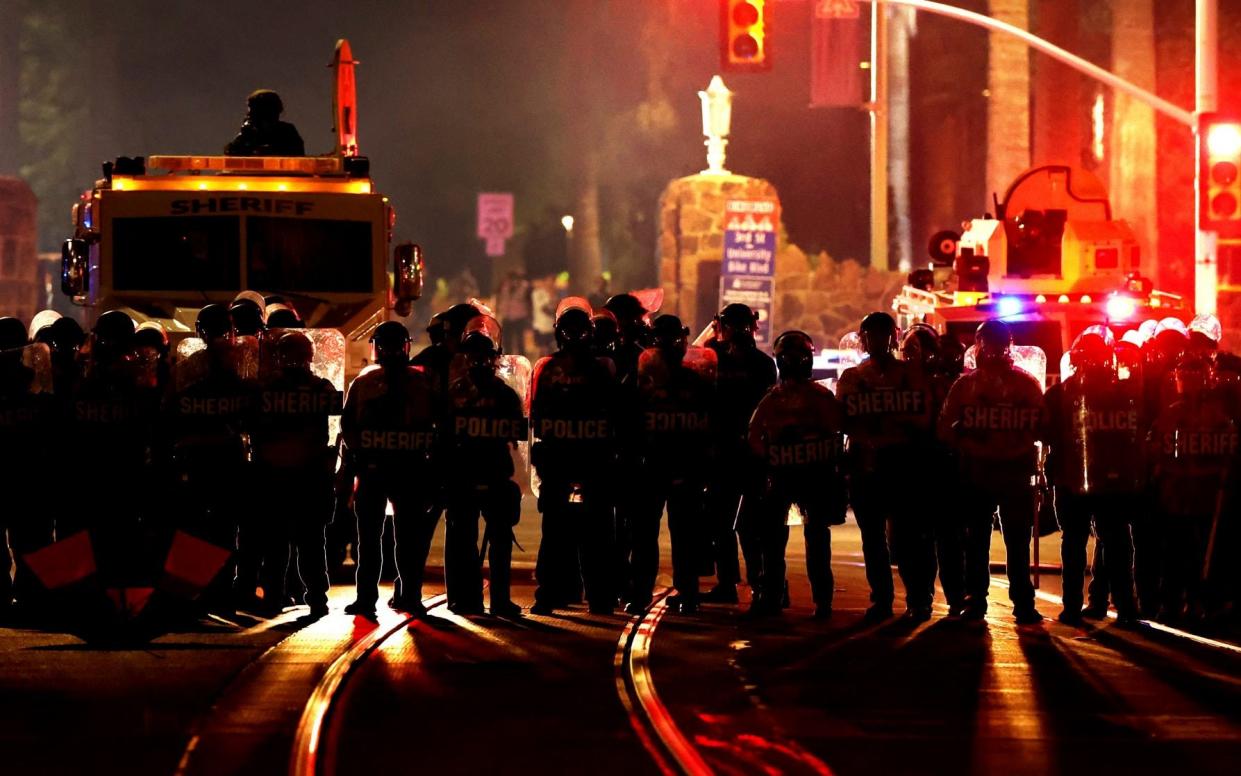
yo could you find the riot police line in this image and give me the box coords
[1,292,1238,636]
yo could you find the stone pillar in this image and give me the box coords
[656,173,779,334]
[0,178,40,324]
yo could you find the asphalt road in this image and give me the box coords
[1,510,1238,776]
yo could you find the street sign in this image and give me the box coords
[722,198,778,276]
[720,197,778,346]
[719,275,774,346]
[477,192,514,257]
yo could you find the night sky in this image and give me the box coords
[32,0,872,292]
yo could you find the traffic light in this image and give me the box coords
[720,0,771,72]
[1200,113,1241,237]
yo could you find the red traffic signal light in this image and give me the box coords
[1200,113,1241,237]
[721,0,771,72]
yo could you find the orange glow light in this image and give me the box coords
[110,176,372,194]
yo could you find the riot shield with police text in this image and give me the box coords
[1059,375,1146,495]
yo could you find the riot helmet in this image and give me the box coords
[47,317,86,356]
[461,315,502,378]
[592,309,619,354]
[275,330,314,373]
[901,324,940,369]
[1187,313,1222,361]
[716,303,758,349]
[30,310,62,344]
[651,315,690,368]
[94,309,136,351]
[0,317,28,352]
[974,319,1013,369]
[441,303,482,351]
[196,303,235,342]
[426,312,448,347]
[370,320,412,367]
[266,304,303,329]
[554,300,594,353]
[1069,328,1115,376]
[773,330,814,381]
[859,312,898,360]
[229,299,266,336]
[134,321,169,354]
[604,293,649,345]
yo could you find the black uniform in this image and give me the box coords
[0,345,53,612]
[166,343,259,607]
[530,350,618,613]
[250,368,340,613]
[629,348,716,611]
[341,363,440,613]
[443,365,526,615]
[1043,357,1143,622]
[705,340,776,594]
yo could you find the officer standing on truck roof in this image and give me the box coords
[225,90,305,157]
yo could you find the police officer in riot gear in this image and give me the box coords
[443,316,526,617]
[529,300,618,614]
[602,293,649,385]
[249,332,338,617]
[837,312,935,622]
[627,315,715,615]
[225,89,306,157]
[166,304,257,612]
[703,303,776,603]
[0,317,52,617]
[747,331,846,617]
[1043,328,1142,625]
[340,321,440,616]
[939,320,1045,624]
[1150,316,1238,622]
[412,303,481,396]
[902,324,967,616]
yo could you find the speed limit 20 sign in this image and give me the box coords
[477,192,515,257]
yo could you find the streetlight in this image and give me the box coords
[698,75,733,175]
[561,214,575,233]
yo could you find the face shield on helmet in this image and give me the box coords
[773,330,814,381]
[651,315,689,367]
[196,304,235,343]
[974,320,1013,369]
[859,312,898,359]
[1187,313,1222,361]
[461,314,503,375]
[30,310,62,345]
[592,310,619,352]
[1069,330,1115,375]
[900,324,939,368]
[716,303,758,348]
[370,320,411,366]
[442,303,483,350]
[275,331,315,372]
[554,306,594,352]
[603,293,649,344]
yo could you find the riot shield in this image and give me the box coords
[258,328,347,390]
[964,344,1047,388]
[1154,364,1239,517]
[498,354,533,481]
[173,337,260,389]
[1058,375,1146,495]
[837,332,866,372]
[0,343,53,395]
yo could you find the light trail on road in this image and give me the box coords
[288,594,448,776]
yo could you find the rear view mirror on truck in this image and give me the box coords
[61,238,90,303]
[393,242,425,307]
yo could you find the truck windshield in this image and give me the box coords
[113,216,241,291]
[111,215,374,294]
[246,217,373,293]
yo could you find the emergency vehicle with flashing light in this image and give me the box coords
[893,165,1185,378]
[58,39,423,379]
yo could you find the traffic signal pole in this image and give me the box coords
[870,3,889,273]
[1196,0,1219,314]
[858,0,1216,312]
